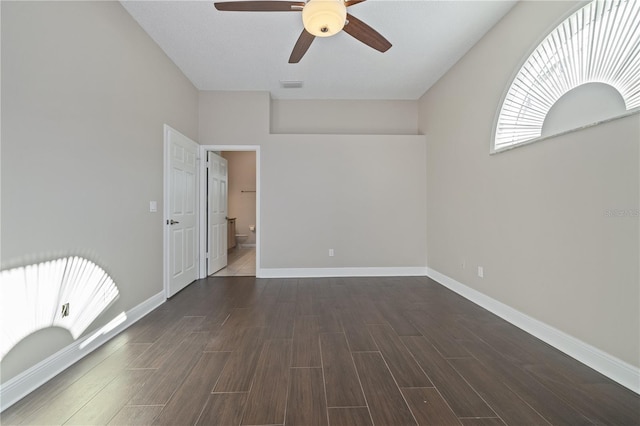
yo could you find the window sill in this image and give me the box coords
[490,108,640,155]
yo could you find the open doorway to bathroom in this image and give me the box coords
[212,150,257,277]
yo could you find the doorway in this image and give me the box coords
[199,145,260,279]
[214,150,256,276]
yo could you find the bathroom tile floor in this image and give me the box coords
[212,247,256,277]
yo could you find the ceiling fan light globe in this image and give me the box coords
[302,0,347,37]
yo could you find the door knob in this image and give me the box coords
[167,219,180,225]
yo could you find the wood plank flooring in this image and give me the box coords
[2,276,639,425]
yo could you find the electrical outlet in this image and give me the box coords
[329,249,334,257]
[477,266,484,278]
[61,303,70,318]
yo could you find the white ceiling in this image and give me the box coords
[121,0,517,100]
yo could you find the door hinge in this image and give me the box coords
[206,252,210,259]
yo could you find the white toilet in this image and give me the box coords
[235,225,255,249]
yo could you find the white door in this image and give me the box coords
[165,126,199,297]
[207,151,228,275]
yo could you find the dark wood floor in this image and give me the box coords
[2,276,639,425]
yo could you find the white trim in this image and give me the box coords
[163,125,171,296]
[259,267,428,278]
[199,145,261,280]
[0,292,166,412]
[426,267,640,395]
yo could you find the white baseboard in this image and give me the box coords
[426,267,640,395]
[258,266,428,278]
[0,291,166,412]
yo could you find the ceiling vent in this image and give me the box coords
[280,80,304,89]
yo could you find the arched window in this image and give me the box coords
[493,0,640,152]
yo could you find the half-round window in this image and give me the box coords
[493,0,640,152]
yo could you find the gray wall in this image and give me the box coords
[200,92,428,271]
[1,1,199,381]
[260,134,427,269]
[418,0,639,367]
[271,99,419,135]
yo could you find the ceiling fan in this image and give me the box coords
[213,0,392,63]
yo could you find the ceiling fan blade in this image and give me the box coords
[289,29,315,63]
[214,1,304,11]
[343,13,391,53]
[344,0,366,7]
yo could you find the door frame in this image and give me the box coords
[198,145,261,279]
[163,125,201,298]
